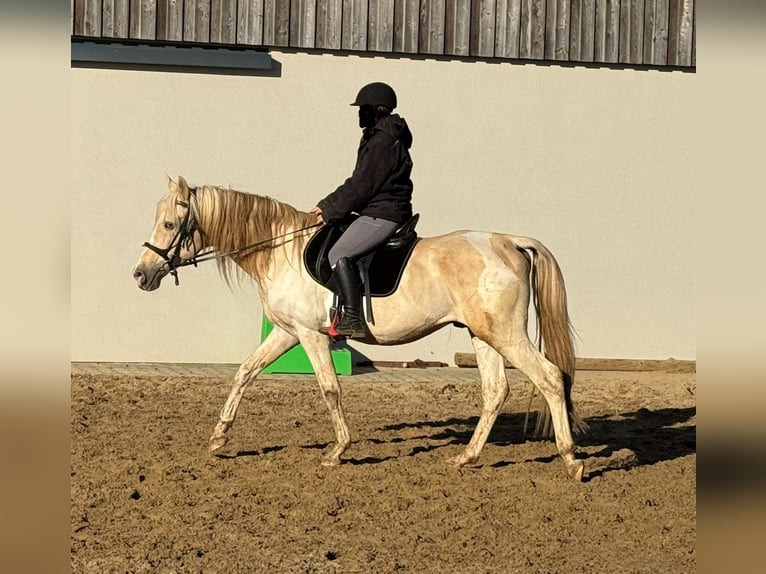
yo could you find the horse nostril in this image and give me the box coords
[133,269,146,286]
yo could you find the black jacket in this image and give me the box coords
[318,114,413,225]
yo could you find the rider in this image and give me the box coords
[310,82,414,338]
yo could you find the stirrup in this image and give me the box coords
[334,310,366,338]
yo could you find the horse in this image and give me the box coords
[132,176,587,480]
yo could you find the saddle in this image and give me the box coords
[303,214,420,324]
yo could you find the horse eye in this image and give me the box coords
[164,221,175,230]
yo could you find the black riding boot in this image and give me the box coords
[332,257,366,338]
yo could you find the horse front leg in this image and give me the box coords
[208,326,298,452]
[447,337,510,467]
[299,330,351,466]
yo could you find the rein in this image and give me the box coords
[175,224,323,269]
[143,187,322,286]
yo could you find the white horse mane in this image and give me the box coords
[188,184,316,285]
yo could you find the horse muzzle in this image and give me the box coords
[132,263,168,291]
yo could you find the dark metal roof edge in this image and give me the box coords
[71,39,272,71]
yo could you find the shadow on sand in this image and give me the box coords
[363,406,696,479]
[224,406,695,479]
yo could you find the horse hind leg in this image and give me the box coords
[499,340,584,481]
[208,326,298,452]
[447,337,509,467]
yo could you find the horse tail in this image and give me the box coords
[513,237,587,438]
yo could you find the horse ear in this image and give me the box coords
[176,176,190,200]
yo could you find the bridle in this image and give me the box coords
[142,187,322,286]
[142,187,202,286]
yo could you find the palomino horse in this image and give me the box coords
[133,177,587,480]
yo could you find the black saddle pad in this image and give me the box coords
[303,216,420,297]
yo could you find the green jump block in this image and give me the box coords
[260,316,352,375]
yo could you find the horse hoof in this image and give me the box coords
[320,456,341,467]
[568,460,585,482]
[209,436,228,452]
[446,455,474,467]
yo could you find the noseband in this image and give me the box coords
[142,187,202,286]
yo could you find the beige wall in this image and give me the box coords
[71,51,695,364]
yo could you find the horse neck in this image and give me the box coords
[194,185,314,280]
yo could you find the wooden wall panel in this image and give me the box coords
[70,0,695,67]
[264,0,290,46]
[211,0,237,43]
[594,0,619,63]
[317,0,342,48]
[520,0,545,59]
[102,0,130,37]
[668,0,693,66]
[570,0,595,61]
[394,0,420,53]
[446,0,471,56]
[619,0,644,64]
[237,0,264,45]
[369,0,395,52]
[129,0,158,40]
[495,0,521,58]
[643,0,668,65]
[74,0,103,36]
[470,0,496,57]
[157,0,183,41]
[290,0,317,48]
[73,0,84,34]
[184,0,211,42]
[343,0,368,50]
[420,0,446,54]
[545,0,569,60]
[691,3,694,67]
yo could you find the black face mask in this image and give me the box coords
[358,105,376,129]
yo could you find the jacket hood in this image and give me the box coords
[374,114,413,149]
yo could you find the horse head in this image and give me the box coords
[133,176,204,291]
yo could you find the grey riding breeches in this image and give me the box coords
[328,215,400,268]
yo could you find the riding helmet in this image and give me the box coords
[351,82,397,110]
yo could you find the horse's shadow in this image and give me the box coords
[223,407,696,479]
[360,406,696,478]
[575,407,696,478]
[214,445,286,459]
